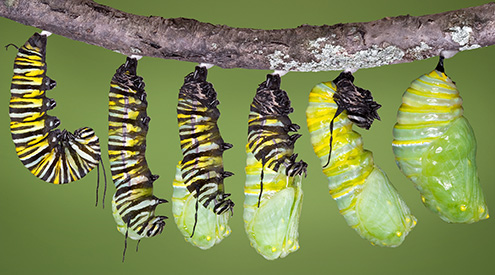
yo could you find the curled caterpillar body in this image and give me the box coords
[173,66,234,248]
[306,73,416,247]
[108,57,167,242]
[9,32,101,184]
[392,59,488,223]
[244,74,307,260]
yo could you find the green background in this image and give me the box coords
[1,0,494,274]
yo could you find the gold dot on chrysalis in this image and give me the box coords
[271,247,277,252]
[206,236,212,241]
[406,217,411,223]
[220,225,225,231]
[421,196,426,203]
[479,206,485,213]
[396,231,402,237]
[460,205,467,211]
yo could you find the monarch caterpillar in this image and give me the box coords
[173,65,234,249]
[244,73,307,260]
[9,32,102,186]
[108,57,167,259]
[392,57,489,223]
[306,72,416,247]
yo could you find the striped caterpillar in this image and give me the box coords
[306,72,416,247]
[392,58,489,223]
[108,57,167,259]
[244,73,307,260]
[9,32,102,186]
[172,65,234,249]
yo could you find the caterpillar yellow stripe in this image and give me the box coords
[306,73,416,247]
[392,59,488,223]
[244,74,307,260]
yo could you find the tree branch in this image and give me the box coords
[1,0,494,72]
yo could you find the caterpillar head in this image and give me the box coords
[286,155,308,177]
[213,193,235,215]
[145,215,168,238]
[72,127,97,142]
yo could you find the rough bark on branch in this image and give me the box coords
[1,0,494,72]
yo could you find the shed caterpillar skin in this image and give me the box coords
[392,59,489,223]
[244,74,307,260]
[306,72,416,247]
[9,32,101,184]
[173,66,234,249]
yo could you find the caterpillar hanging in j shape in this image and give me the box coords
[108,57,167,260]
[172,65,234,250]
[392,57,489,223]
[244,73,307,260]
[306,71,416,247]
[9,32,103,186]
